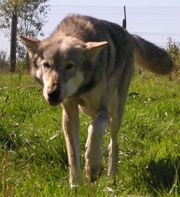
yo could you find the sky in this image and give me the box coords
[0,0,180,54]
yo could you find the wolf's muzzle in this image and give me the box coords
[47,89,61,106]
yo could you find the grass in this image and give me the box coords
[0,72,179,196]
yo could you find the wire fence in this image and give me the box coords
[0,5,180,53]
[44,5,180,46]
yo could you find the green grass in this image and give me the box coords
[0,72,179,196]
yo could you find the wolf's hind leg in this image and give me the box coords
[85,109,108,182]
[108,111,121,177]
[108,65,132,177]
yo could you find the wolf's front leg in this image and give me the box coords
[62,99,81,188]
[85,109,108,182]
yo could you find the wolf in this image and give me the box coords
[20,14,174,187]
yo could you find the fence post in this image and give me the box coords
[122,6,127,29]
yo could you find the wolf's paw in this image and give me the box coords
[85,162,103,182]
[70,183,79,190]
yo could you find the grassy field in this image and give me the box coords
[0,72,179,197]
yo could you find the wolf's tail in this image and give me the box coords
[132,35,174,75]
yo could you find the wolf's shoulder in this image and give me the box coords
[50,13,129,45]
[54,14,124,34]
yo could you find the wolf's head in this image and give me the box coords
[21,36,108,106]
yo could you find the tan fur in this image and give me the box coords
[20,14,174,187]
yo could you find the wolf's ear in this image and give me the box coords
[84,41,108,61]
[20,36,40,57]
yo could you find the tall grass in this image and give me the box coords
[0,72,179,196]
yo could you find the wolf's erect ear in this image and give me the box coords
[85,41,108,61]
[20,36,40,57]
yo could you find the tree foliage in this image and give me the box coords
[0,0,49,69]
[0,0,49,36]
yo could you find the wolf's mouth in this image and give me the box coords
[47,89,62,106]
[48,98,62,106]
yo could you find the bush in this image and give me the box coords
[0,51,9,72]
[166,38,180,78]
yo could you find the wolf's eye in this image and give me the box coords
[64,63,74,71]
[43,62,50,68]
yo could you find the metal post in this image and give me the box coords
[122,6,127,29]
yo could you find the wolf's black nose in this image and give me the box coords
[48,89,61,101]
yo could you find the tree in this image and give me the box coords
[0,0,49,72]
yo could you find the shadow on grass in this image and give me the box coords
[0,129,68,170]
[144,157,180,194]
[0,129,23,150]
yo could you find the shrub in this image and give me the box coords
[0,51,9,72]
[166,38,180,78]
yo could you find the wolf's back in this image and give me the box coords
[132,35,174,75]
